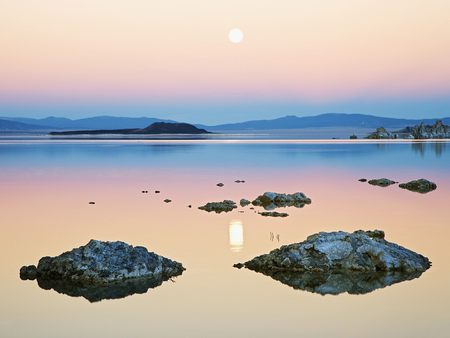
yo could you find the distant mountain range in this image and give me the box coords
[1,113,449,132]
[198,113,450,131]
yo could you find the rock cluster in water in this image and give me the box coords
[399,179,437,194]
[198,200,237,213]
[366,120,450,139]
[251,192,311,210]
[235,230,430,274]
[20,240,184,286]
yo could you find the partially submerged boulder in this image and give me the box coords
[20,240,185,298]
[252,192,311,210]
[368,178,396,187]
[399,179,437,194]
[235,230,430,274]
[259,211,289,218]
[198,200,237,213]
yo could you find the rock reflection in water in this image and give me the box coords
[34,274,180,303]
[250,269,424,295]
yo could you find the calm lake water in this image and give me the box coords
[1,139,449,337]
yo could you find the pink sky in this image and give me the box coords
[1,1,450,122]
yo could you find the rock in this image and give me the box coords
[399,179,437,193]
[240,199,251,207]
[155,190,160,194]
[236,230,430,274]
[88,202,95,205]
[20,265,38,280]
[198,200,237,213]
[368,178,396,187]
[20,240,185,286]
[233,263,244,269]
[349,134,358,140]
[259,211,289,218]
[235,180,245,183]
[141,190,148,194]
[164,199,172,203]
[216,183,224,187]
[358,178,367,182]
[251,192,311,210]
[188,205,192,208]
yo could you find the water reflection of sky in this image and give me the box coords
[0,142,449,173]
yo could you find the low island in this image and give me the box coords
[49,122,210,135]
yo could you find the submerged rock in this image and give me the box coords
[368,178,396,187]
[251,192,311,210]
[235,230,430,274]
[20,240,184,290]
[198,200,237,213]
[399,179,437,194]
[240,198,251,207]
[259,211,289,218]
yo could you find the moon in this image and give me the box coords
[228,28,244,44]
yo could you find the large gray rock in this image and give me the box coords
[198,200,237,213]
[252,192,311,210]
[235,230,430,274]
[20,240,184,286]
[399,179,437,194]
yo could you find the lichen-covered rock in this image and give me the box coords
[399,179,437,193]
[198,200,237,213]
[20,240,184,286]
[235,230,430,274]
[259,211,289,218]
[240,199,251,207]
[251,192,311,210]
[368,178,396,187]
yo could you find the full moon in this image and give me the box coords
[228,28,244,44]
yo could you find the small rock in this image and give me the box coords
[89,202,95,205]
[235,180,245,183]
[198,200,237,213]
[368,178,396,187]
[164,199,172,203]
[155,190,160,194]
[358,178,367,182]
[240,198,251,207]
[233,263,244,269]
[141,190,148,194]
[259,211,289,217]
[216,183,224,187]
[399,179,437,194]
[188,205,192,208]
[20,265,38,280]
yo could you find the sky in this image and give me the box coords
[1,0,450,124]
